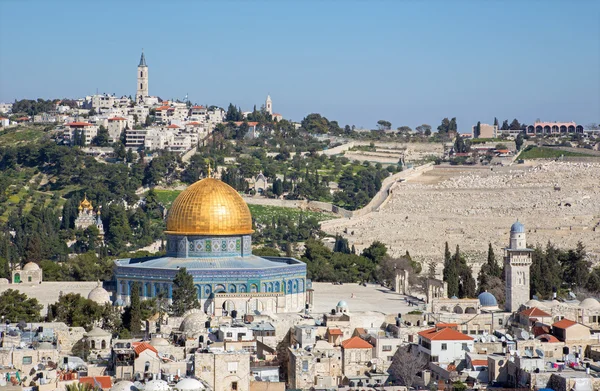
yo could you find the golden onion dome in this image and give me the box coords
[165,178,253,236]
[80,194,93,210]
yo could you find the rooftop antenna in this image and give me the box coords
[207,162,212,178]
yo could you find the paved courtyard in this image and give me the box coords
[310,281,424,314]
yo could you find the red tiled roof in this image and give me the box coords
[552,318,577,329]
[418,327,473,341]
[191,105,204,109]
[80,376,112,389]
[187,122,200,125]
[132,341,158,356]
[355,328,367,335]
[536,333,560,343]
[155,105,170,111]
[328,328,343,336]
[272,113,282,116]
[341,336,373,349]
[520,307,551,318]
[108,117,127,121]
[232,121,259,127]
[166,124,179,128]
[67,121,92,127]
[17,116,30,121]
[436,323,458,328]
[471,359,488,366]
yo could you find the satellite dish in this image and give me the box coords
[480,336,487,343]
[501,336,506,342]
[520,331,530,340]
[506,334,514,341]
[473,336,478,342]
[490,336,497,342]
[535,348,545,358]
[525,348,533,357]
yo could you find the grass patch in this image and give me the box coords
[518,146,598,159]
[151,189,338,223]
[0,125,53,147]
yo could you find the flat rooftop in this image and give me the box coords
[310,282,423,315]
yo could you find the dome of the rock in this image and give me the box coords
[165,178,253,236]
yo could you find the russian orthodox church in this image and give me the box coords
[74,195,105,239]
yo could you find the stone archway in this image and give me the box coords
[453,305,464,314]
[465,307,477,314]
[222,300,235,313]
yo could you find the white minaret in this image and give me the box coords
[265,94,272,115]
[136,51,148,103]
[504,220,533,313]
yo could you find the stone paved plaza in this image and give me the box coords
[310,282,422,314]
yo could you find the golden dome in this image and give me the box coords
[80,194,93,210]
[165,178,253,236]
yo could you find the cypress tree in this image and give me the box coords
[487,243,501,278]
[129,281,142,335]
[171,267,200,316]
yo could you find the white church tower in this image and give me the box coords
[136,51,148,103]
[504,220,533,312]
[265,95,272,115]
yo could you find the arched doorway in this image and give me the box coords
[14,273,20,283]
[465,307,477,314]
[223,300,235,314]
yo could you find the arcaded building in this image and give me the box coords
[113,177,308,316]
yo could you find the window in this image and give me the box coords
[202,366,210,372]
[441,343,447,350]
[231,382,238,391]
[387,356,393,361]
[226,332,233,338]
[101,340,106,349]
[140,83,143,89]
[91,340,96,349]
[462,343,468,351]
[382,345,392,352]
[228,362,238,373]
[23,356,32,364]
[498,318,503,325]
[302,360,309,371]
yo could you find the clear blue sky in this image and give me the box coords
[1,0,598,130]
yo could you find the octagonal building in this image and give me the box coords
[114,177,309,316]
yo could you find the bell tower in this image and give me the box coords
[136,51,148,103]
[265,94,272,115]
[504,220,533,312]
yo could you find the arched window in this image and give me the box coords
[274,282,280,292]
[140,83,143,89]
[91,340,96,349]
[140,71,143,77]
[101,340,106,349]
[145,361,150,372]
[250,284,258,293]
[28,276,32,282]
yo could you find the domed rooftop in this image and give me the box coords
[145,380,169,391]
[580,298,600,309]
[23,262,40,271]
[478,291,498,307]
[337,300,348,307]
[79,194,93,210]
[88,283,111,304]
[175,378,204,391]
[525,299,541,307]
[110,381,138,391]
[150,336,170,346]
[0,278,9,284]
[180,311,207,335]
[511,220,525,233]
[450,295,458,300]
[85,327,111,338]
[165,178,253,236]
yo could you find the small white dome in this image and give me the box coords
[88,284,111,304]
[580,298,600,309]
[150,336,170,346]
[23,262,40,271]
[175,378,204,391]
[0,278,9,284]
[336,300,348,307]
[145,380,169,391]
[111,381,138,391]
[525,299,540,307]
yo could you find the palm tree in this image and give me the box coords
[65,383,100,391]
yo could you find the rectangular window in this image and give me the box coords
[302,360,309,371]
[226,332,233,338]
[231,382,238,391]
[228,362,238,373]
[387,356,393,361]
[23,356,33,364]
[441,343,447,350]
[382,345,392,352]
[498,318,503,325]
[462,343,468,351]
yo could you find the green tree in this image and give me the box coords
[361,241,387,263]
[377,120,392,131]
[515,131,524,151]
[128,281,142,334]
[474,121,481,138]
[92,126,110,147]
[509,119,521,130]
[50,293,102,330]
[0,289,42,322]
[171,267,199,316]
[333,235,351,254]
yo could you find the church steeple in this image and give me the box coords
[139,50,147,67]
